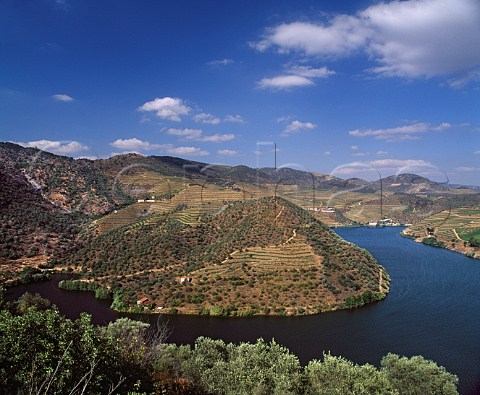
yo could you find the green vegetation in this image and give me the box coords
[421,237,446,248]
[0,293,459,394]
[58,279,112,299]
[403,208,480,259]
[63,197,388,315]
[457,227,480,247]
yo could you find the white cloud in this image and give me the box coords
[138,97,191,122]
[52,94,74,102]
[362,0,480,78]
[288,65,335,78]
[201,133,235,143]
[207,59,233,66]
[224,114,245,123]
[110,138,166,151]
[349,122,452,142]
[167,128,235,143]
[15,140,89,155]
[218,149,239,156]
[324,150,331,156]
[254,16,369,57]
[352,152,370,157]
[254,0,480,83]
[193,112,221,125]
[166,146,209,157]
[376,150,389,156]
[257,75,314,90]
[281,120,316,137]
[455,166,480,173]
[333,159,432,177]
[351,145,359,150]
[257,65,334,90]
[167,128,203,140]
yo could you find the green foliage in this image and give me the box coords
[0,307,121,394]
[59,279,111,299]
[305,353,396,394]
[421,237,446,248]
[15,291,51,314]
[381,353,459,395]
[179,337,303,395]
[0,294,460,394]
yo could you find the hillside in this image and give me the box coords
[0,142,131,215]
[61,197,389,315]
[1,142,479,286]
[402,207,480,259]
[0,163,86,283]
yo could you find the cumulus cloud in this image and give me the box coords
[193,112,221,125]
[217,149,239,156]
[349,122,452,142]
[166,146,209,156]
[207,59,233,66]
[138,97,191,122]
[257,75,314,90]
[224,114,245,123]
[281,120,317,137]
[110,138,167,151]
[15,139,89,155]
[253,0,480,84]
[288,65,335,78]
[351,145,359,150]
[333,158,433,177]
[253,16,369,57]
[201,133,235,143]
[52,94,74,102]
[167,128,235,143]
[167,128,203,140]
[257,66,334,90]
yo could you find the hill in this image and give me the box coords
[60,197,389,315]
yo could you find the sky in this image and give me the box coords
[1,0,480,185]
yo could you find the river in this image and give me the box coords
[5,227,480,394]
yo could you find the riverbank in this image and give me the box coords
[401,228,480,260]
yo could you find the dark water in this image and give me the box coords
[5,227,480,394]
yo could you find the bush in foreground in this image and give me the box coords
[0,293,459,394]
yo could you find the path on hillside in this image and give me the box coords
[452,228,462,241]
[379,269,383,293]
[274,205,285,222]
[285,229,297,244]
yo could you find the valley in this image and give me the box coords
[1,142,479,315]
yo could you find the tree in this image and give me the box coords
[305,353,396,395]
[0,307,122,394]
[380,353,459,395]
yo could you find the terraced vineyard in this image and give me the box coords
[66,197,388,316]
[403,207,480,258]
[95,181,275,233]
[118,172,186,197]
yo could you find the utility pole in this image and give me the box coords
[274,142,277,170]
[380,176,383,220]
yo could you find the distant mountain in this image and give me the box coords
[1,141,479,276]
[370,173,476,195]
[0,142,132,216]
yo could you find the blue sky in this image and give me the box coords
[1,0,480,185]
